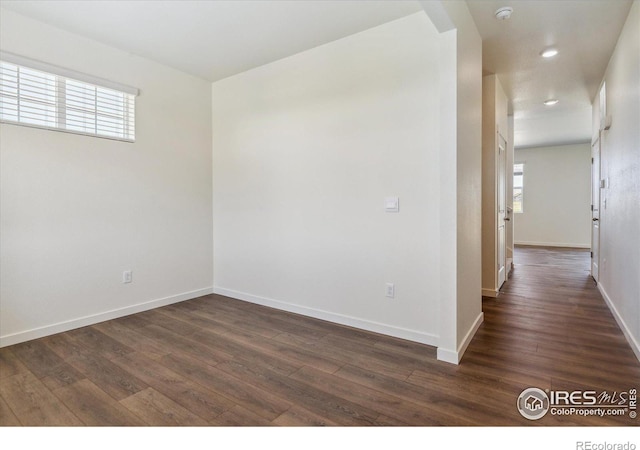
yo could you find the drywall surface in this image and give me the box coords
[212,13,442,343]
[0,9,213,346]
[592,2,640,360]
[514,143,591,248]
[443,1,483,359]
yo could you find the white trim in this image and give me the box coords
[436,312,484,365]
[212,287,438,346]
[0,287,213,348]
[436,347,458,364]
[0,120,135,143]
[598,283,640,363]
[457,312,484,360]
[514,241,591,249]
[482,288,499,297]
[0,51,139,95]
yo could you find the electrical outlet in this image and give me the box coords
[385,283,395,298]
[122,270,133,284]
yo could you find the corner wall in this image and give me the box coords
[422,0,484,363]
[0,9,214,346]
[449,1,483,362]
[212,13,443,344]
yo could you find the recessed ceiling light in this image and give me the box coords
[494,7,513,20]
[541,48,559,58]
[544,99,559,106]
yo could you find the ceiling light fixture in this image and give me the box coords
[541,48,559,58]
[494,7,513,20]
[544,99,559,106]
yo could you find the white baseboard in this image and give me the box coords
[457,312,484,361]
[0,287,213,348]
[514,240,591,249]
[598,283,640,363]
[482,288,498,297]
[436,312,484,365]
[212,286,438,347]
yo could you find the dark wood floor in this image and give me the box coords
[1,246,638,426]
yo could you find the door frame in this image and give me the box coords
[497,133,507,289]
[591,134,601,282]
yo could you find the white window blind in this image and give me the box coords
[0,53,137,142]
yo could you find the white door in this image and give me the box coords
[497,135,507,288]
[591,136,601,282]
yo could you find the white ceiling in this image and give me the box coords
[0,0,422,82]
[466,0,633,148]
[0,0,634,149]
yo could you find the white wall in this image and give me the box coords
[212,13,442,344]
[513,143,591,248]
[481,75,509,295]
[593,1,640,360]
[0,9,213,346]
[444,1,483,361]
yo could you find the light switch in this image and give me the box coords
[385,197,399,213]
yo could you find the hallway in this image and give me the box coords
[466,245,640,424]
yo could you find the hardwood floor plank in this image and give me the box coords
[120,387,208,426]
[333,364,490,426]
[217,358,381,425]
[273,332,415,381]
[212,405,273,426]
[159,352,291,421]
[0,347,28,380]
[406,365,527,424]
[131,309,201,337]
[322,333,428,370]
[272,405,339,426]
[215,304,329,341]
[41,332,88,360]
[130,324,233,366]
[65,327,134,360]
[175,299,282,339]
[246,337,344,374]
[193,329,302,376]
[373,414,408,426]
[158,305,342,373]
[289,365,441,426]
[93,320,171,360]
[0,372,82,426]
[66,352,148,401]
[111,352,234,421]
[154,304,272,344]
[0,395,21,426]
[39,363,86,391]
[11,340,66,378]
[10,339,85,390]
[53,379,145,426]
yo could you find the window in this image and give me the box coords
[513,163,524,213]
[0,53,137,142]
